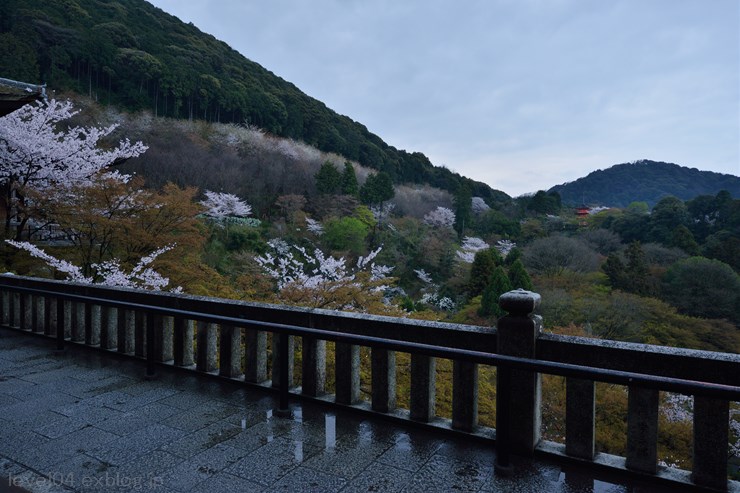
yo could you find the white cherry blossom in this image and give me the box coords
[423,206,455,228]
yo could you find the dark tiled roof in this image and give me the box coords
[0,77,46,116]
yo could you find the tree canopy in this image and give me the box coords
[549,160,739,208]
[0,0,510,204]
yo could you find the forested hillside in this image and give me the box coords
[549,160,740,208]
[0,0,508,204]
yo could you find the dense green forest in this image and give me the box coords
[0,0,508,204]
[549,160,740,208]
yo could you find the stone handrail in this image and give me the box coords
[0,275,737,492]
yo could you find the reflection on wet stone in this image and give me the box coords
[325,414,336,449]
[294,440,303,462]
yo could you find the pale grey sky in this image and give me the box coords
[147,0,739,197]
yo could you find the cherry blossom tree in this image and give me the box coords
[200,190,252,220]
[5,240,179,291]
[471,197,490,215]
[305,218,324,235]
[495,239,517,258]
[414,268,455,311]
[414,268,434,285]
[255,241,398,312]
[0,99,147,238]
[456,236,490,263]
[371,203,395,225]
[423,206,455,228]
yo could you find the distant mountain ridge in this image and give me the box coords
[0,0,509,205]
[549,160,740,208]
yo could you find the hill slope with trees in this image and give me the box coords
[0,0,508,204]
[549,160,740,208]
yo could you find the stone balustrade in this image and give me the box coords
[0,275,737,492]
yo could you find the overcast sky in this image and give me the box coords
[147,0,739,197]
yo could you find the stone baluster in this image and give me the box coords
[271,334,294,388]
[154,315,174,363]
[335,342,361,405]
[117,309,135,354]
[100,306,117,350]
[245,328,268,383]
[302,336,326,397]
[625,386,658,473]
[20,293,30,330]
[32,295,44,333]
[410,354,436,422]
[371,348,396,413]
[692,396,729,490]
[452,360,478,431]
[173,318,195,367]
[85,304,101,346]
[565,377,595,460]
[196,322,218,373]
[219,324,242,378]
[134,311,147,357]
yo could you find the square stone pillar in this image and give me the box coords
[245,329,268,383]
[302,337,326,397]
[335,343,360,405]
[271,334,294,388]
[496,289,542,456]
[371,348,396,413]
[410,354,435,422]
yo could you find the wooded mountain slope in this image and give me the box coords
[549,160,740,208]
[0,0,508,204]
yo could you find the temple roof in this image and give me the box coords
[0,77,46,116]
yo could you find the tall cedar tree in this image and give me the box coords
[469,248,501,296]
[603,241,650,295]
[507,259,533,291]
[453,185,472,239]
[624,241,649,295]
[315,161,342,195]
[670,225,700,256]
[360,172,394,205]
[341,162,359,196]
[478,266,512,318]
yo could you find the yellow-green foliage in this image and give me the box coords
[536,272,740,353]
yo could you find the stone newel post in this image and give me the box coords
[497,289,542,456]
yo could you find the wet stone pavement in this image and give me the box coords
[0,328,674,492]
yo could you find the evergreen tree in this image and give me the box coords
[526,190,561,215]
[504,247,522,266]
[469,248,501,296]
[648,196,689,244]
[603,242,650,295]
[340,162,359,196]
[624,241,649,295]
[602,253,627,290]
[507,259,533,291]
[670,225,700,256]
[478,267,512,318]
[315,161,342,195]
[359,172,394,206]
[453,185,472,239]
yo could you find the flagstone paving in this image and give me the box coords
[0,328,676,492]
